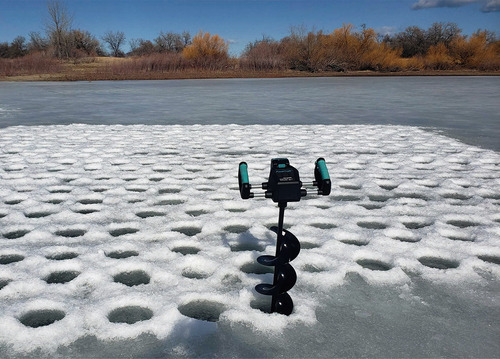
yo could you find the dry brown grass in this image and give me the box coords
[1,56,498,81]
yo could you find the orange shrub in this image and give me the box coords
[182,31,229,69]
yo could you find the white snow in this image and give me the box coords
[0,124,499,356]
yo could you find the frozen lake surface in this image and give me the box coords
[0,77,499,151]
[0,78,499,358]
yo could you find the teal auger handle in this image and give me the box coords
[238,162,253,199]
[316,158,330,180]
[314,157,331,196]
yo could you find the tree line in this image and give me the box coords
[1,0,499,75]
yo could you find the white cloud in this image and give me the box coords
[412,0,500,11]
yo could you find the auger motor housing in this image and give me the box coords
[237,157,331,315]
[262,158,307,203]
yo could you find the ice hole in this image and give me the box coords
[418,256,460,269]
[446,220,480,228]
[3,229,31,239]
[229,241,265,252]
[91,187,109,193]
[395,192,429,201]
[78,198,103,205]
[55,229,86,238]
[108,306,153,324]
[250,297,272,313]
[178,300,225,322]
[185,210,208,217]
[19,309,66,328]
[441,192,472,200]
[45,270,80,284]
[339,183,362,190]
[172,226,202,237]
[478,255,500,265]
[240,262,274,275]
[0,254,25,265]
[24,211,54,218]
[359,203,384,210]
[113,270,150,286]
[402,220,433,229]
[158,188,181,194]
[155,199,185,206]
[171,246,201,255]
[73,208,99,214]
[153,168,171,173]
[226,207,247,213]
[4,199,24,205]
[109,228,139,237]
[46,252,79,260]
[368,194,392,202]
[300,242,321,249]
[357,221,387,230]
[0,279,11,290]
[45,199,64,204]
[136,211,165,218]
[126,187,147,193]
[356,259,392,271]
[106,250,139,259]
[149,177,163,182]
[378,184,399,191]
[224,225,249,234]
[310,222,337,229]
[339,239,369,246]
[48,188,72,193]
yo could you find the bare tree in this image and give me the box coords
[28,31,50,53]
[46,0,73,58]
[102,31,126,57]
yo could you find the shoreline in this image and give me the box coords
[1,69,499,82]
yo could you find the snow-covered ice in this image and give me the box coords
[0,124,499,357]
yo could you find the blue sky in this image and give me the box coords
[0,0,499,55]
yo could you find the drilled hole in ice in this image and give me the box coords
[78,198,103,205]
[113,270,150,286]
[55,229,86,238]
[155,199,185,206]
[300,242,321,249]
[185,209,209,217]
[73,208,99,214]
[478,255,500,265]
[339,239,369,246]
[3,229,30,239]
[4,199,24,205]
[224,225,249,234]
[402,220,433,229]
[149,177,163,182]
[356,259,392,271]
[46,252,79,260]
[45,270,80,284]
[0,279,11,290]
[240,262,274,275]
[106,250,139,259]
[418,256,460,269]
[91,187,109,193]
[45,199,64,204]
[441,193,472,200]
[339,183,362,190]
[108,306,153,324]
[109,228,139,237]
[0,254,25,264]
[47,188,72,193]
[178,300,225,322]
[19,309,65,328]
[447,220,479,228]
[368,194,392,202]
[226,208,247,213]
[136,211,165,218]
[171,246,200,255]
[158,188,181,194]
[250,297,272,313]
[395,192,429,201]
[310,222,337,229]
[24,210,55,218]
[229,242,265,252]
[357,221,387,230]
[331,194,362,202]
[172,226,202,236]
[153,168,171,173]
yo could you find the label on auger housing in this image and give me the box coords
[262,158,306,203]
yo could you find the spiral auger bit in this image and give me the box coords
[238,158,331,315]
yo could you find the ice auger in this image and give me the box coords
[238,158,331,315]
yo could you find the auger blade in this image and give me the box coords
[273,293,294,316]
[254,264,297,295]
